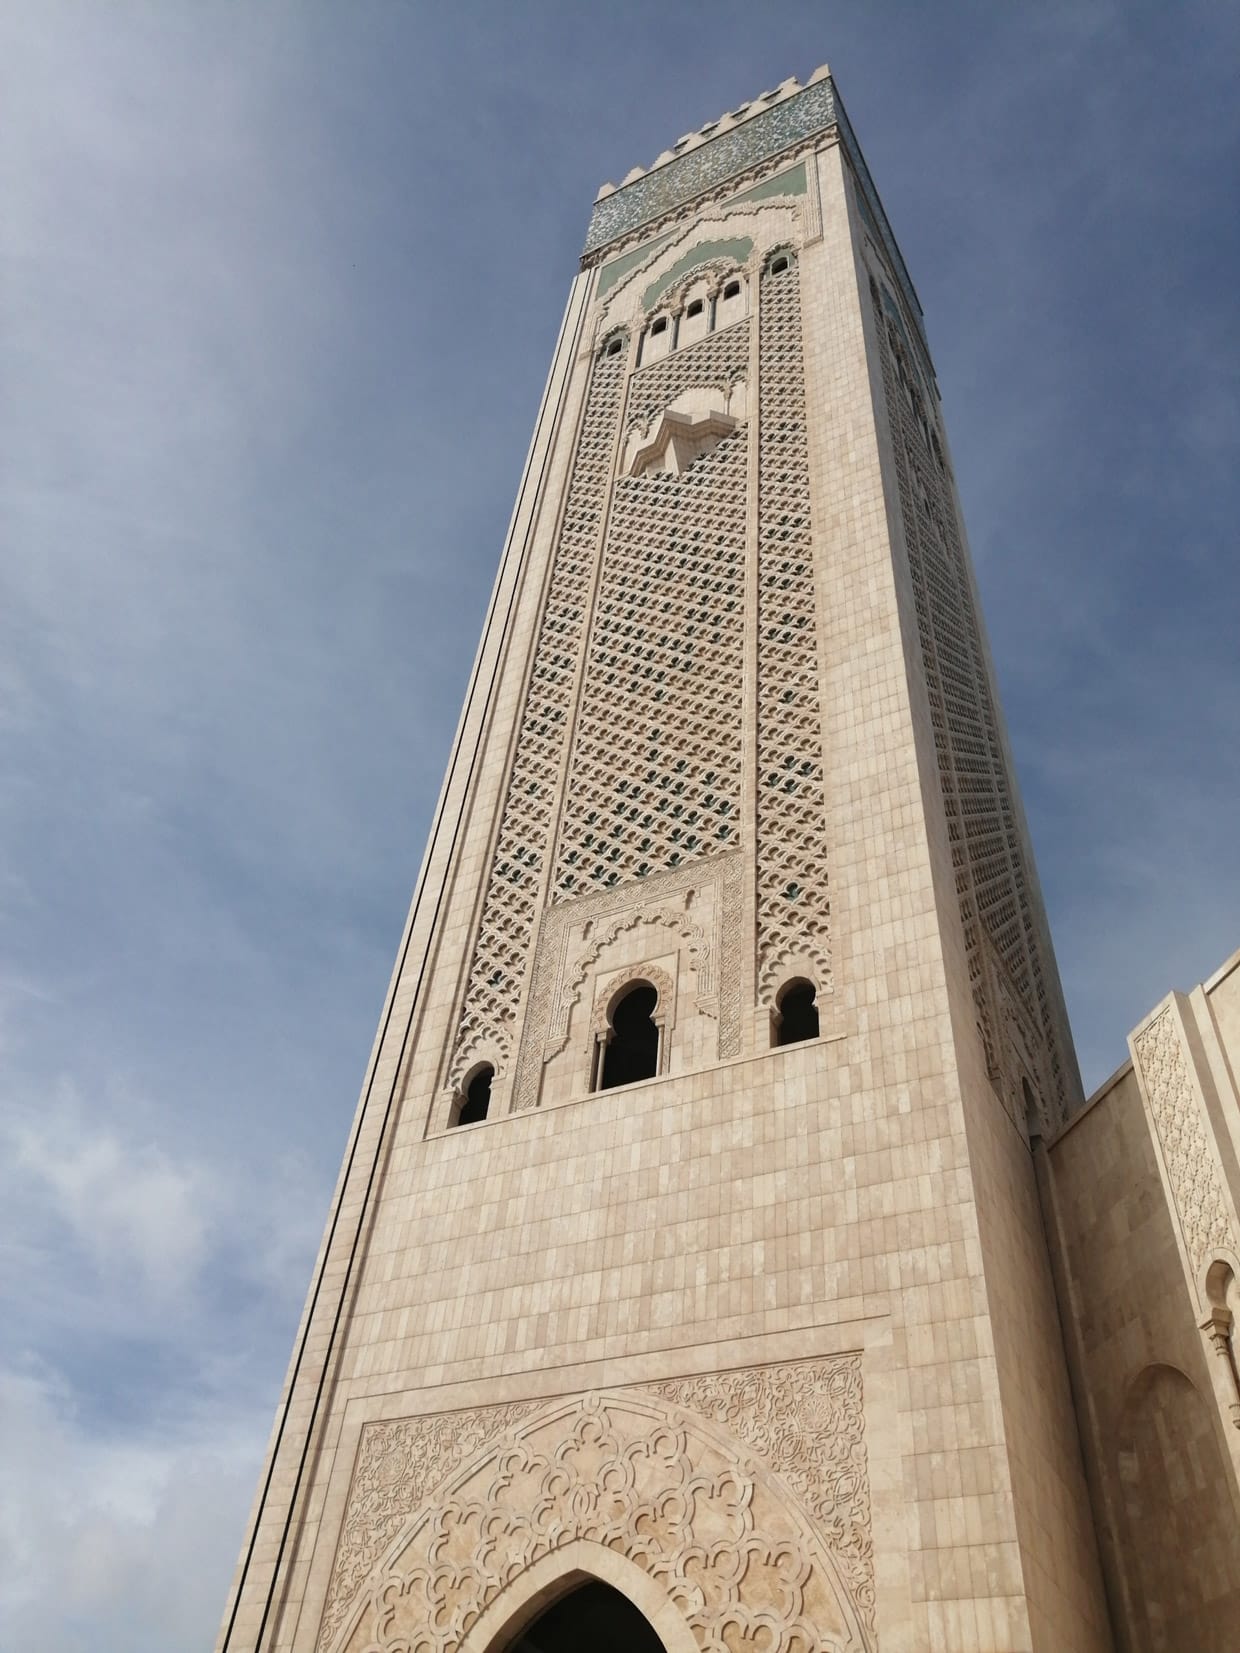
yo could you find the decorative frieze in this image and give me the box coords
[447,344,626,1088]
[1134,1005,1236,1278]
[583,78,838,256]
[755,253,832,1008]
[320,1357,874,1653]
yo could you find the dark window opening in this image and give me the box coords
[605,336,624,357]
[503,1579,666,1652]
[722,279,741,299]
[770,254,790,275]
[650,316,668,335]
[685,298,704,317]
[775,979,819,1046]
[454,1065,493,1126]
[598,982,659,1089]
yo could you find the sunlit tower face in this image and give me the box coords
[218,69,1111,1653]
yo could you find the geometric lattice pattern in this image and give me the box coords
[624,316,750,430]
[552,325,749,899]
[871,276,1068,1124]
[1133,1006,1236,1275]
[448,342,627,1082]
[756,255,831,1004]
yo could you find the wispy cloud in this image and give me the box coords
[0,1070,326,1650]
[0,1359,262,1653]
[11,1096,214,1297]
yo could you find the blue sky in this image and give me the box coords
[2,4,1237,1648]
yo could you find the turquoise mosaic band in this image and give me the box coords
[583,76,925,353]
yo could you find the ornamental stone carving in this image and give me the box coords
[447,342,627,1091]
[755,251,832,1010]
[512,856,741,1111]
[322,1359,873,1653]
[582,78,838,254]
[592,962,677,1043]
[648,1356,875,1640]
[317,1402,538,1651]
[1134,1004,1236,1279]
[557,905,711,1057]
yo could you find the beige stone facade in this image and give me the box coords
[216,67,1238,1653]
[1041,948,1240,1650]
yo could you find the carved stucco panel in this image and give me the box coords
[1133,1004,1236,1282]
[316,1402,539,1652]
[648,1356,874,1641]
[512,855,741,1111]
[321,1357,873,1653]
[592,961,677,1043]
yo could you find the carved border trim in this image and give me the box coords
[1133,1003,1237,1285]
[512,853,741,1110]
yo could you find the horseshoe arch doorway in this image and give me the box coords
[498,1578,666,1651]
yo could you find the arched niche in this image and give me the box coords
[1116,1362,1240,1649]
[466,1542,695,1653]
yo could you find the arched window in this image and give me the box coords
[595,981,660,1090]
[768,253,790,275]
[453,1064,493,1126]
[604,335,624,358]
[722,278,741,300]
[774,979,819,1046]
[502,1578,666,1651]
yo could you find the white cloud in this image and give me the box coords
[11,1098,214,1298]
[0,1074,325,1651]
[0,1360,261,1653]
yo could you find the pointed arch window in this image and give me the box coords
[502,1577,666,1651]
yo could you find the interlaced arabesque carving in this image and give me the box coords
[756,258,831,1005]
[871,277,1068,1126]
[449,346,626,1082]
[552,326,750,904]
[553,904,712,1057]
[1134,1007,1236,1277]
[332,1381,871,1653]
[649,1355,875,1639]
[317,1402,538,1651]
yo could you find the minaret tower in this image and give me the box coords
[219,68,1113,1653]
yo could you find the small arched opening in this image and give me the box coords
[453,1064,493,1126]
[499,1578,666,1652]
[1117,1362,1240,1646]
[774,978,819,1046]
[594,981,660,1090]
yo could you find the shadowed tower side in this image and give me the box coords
[217,67,1113,1653]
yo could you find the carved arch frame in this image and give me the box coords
[590,964,676,1084]
[322,1382,873,1653]
[463,1540,697,1653]
[759,945,833,1019]
[548,906,712,1062]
